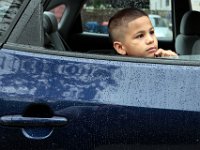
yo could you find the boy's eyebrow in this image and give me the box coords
[135,27,154,35]
[135,27,154,34]
[150,27,154,30]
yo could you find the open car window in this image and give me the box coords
[5,0,200,63]
[81,0,173,41]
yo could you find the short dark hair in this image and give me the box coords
[108,7,148,42]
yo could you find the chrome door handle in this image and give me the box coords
[0,115,67,127]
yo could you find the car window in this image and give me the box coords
[191,0,200,11]
[149,15,168,27]
[81,0,173,41]
[50,4,66,23]
[0,0,24,41]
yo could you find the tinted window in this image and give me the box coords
[0,0,24,40]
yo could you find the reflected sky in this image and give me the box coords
[0,50,120,102]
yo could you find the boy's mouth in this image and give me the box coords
[146,47,157,53]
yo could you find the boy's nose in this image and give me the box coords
[146,34,154,44]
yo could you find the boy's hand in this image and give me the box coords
[154,48,178,58]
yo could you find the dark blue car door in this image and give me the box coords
[1,47,200,150]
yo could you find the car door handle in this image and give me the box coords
[0,115,67,127]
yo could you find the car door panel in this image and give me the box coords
[1,47,200,149]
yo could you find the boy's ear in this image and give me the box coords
[113,41,127,55]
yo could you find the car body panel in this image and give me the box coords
[1,48,200,111]
[1,48,200,149]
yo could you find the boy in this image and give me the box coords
[108,8,177,58]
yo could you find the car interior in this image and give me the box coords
[43,11,66,51]
[42,0,200,59]
[175,10,200,55]
[5,0,200,61]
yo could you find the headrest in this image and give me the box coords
[43,11,58,34]
[180,11,200,35]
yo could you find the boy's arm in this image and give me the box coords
[154,48,178,57]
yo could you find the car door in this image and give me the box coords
[1,0,200,150]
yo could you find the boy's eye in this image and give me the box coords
[136,34,144,39]
[150,30,155,35]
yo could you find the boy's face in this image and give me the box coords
[113,16,158,57]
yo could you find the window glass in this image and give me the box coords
[0,0,24,39]
[81,0,173,41]
[191,0,200,11]
[166,0,169,6]
[50,4,66,23]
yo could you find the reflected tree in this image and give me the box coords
[0,53,121,101]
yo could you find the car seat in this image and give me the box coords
[43,11,70,51]
[175,11,200,55]
[191,39,200,54]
